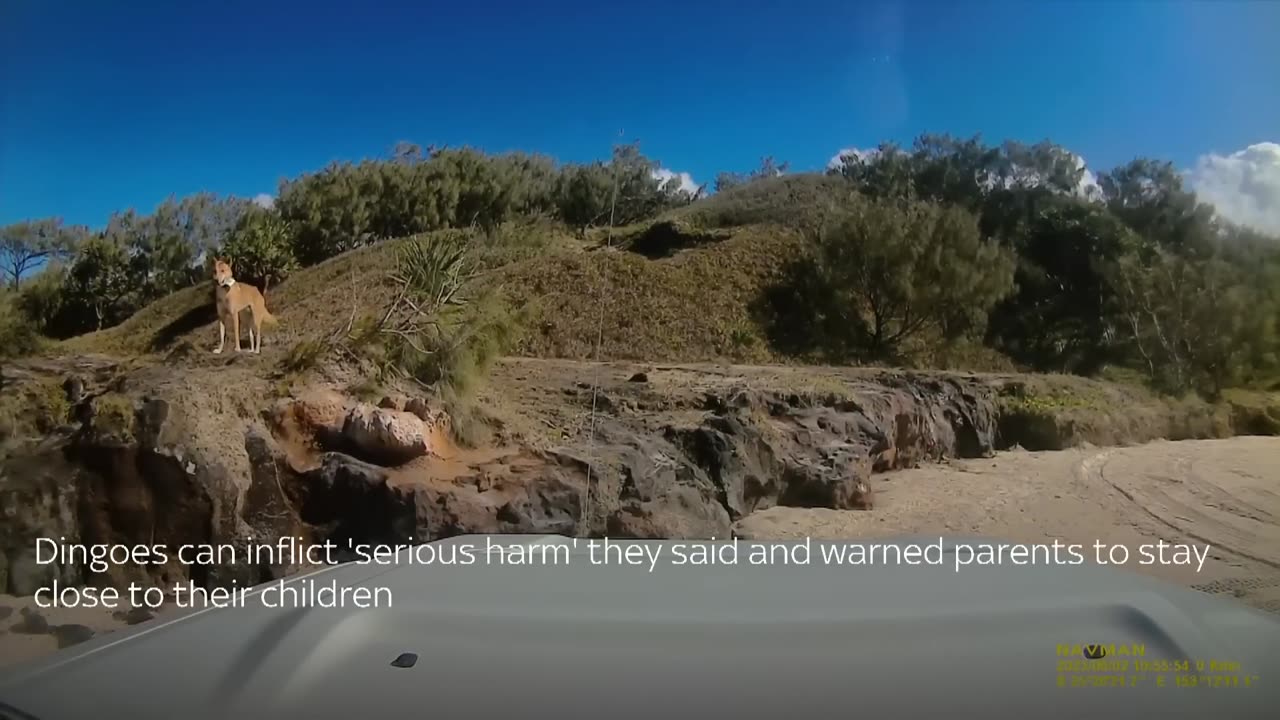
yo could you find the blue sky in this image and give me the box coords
[2,0,1278,231]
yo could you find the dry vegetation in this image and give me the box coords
[49,217,806,368]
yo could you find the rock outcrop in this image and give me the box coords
[0,358,1157,598]
[0,444,81,594]
[341,404,431,464]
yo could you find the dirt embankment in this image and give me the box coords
[1,355,1269,593]
[1,355,1277,668]
[0,358,992,592]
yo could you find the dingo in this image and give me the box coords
[212,258,277,354]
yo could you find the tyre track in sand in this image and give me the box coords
[1089,442,1280,570]
[735,437,1280,615]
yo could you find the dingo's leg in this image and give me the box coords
[254,313,264,353]
[214,321,226,354]
[232,311,242,352]
[248,327,255,353]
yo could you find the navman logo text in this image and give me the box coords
[1056,644,1146,658]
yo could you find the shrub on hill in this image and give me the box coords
[0,287,45,360]
[217,208,299,291]
[671,173,853,231]
[757,195,1016,363]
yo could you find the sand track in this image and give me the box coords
[735,437,1280,615]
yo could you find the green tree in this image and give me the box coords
[554,162,615,233]
[1099,158,1216,255]
[714,156,791,193]
[909,133,1000,210]
[607,142,680,224]
[1105,245,1278,397]
[831,143,918,202]
[276,161,377,264]
[102,194,250,302]
[61,236,138,332]
[985,200,1142,373]
[277,147,563,264]
[993,140,1086,196]
[391,140,424,164]
[219,208,299,290]
[0,218,87,288]
[493,152,560,217]
[0,285,45,358]
[713,172,743,194]
[15,263,71,338]
[766,197,1016,361]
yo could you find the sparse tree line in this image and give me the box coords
[0,143,695,342]
[2,133,1277,399]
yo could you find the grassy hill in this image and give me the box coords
[51,173,1009,370]
[53,181,826,365]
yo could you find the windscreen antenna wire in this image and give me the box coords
[579,129,624,538]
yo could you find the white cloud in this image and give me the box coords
[828,147,879,170]
[1186,142,1280,235]
[252,193,275,209]
[652,168,700,197]
[1073,154,1104,203]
